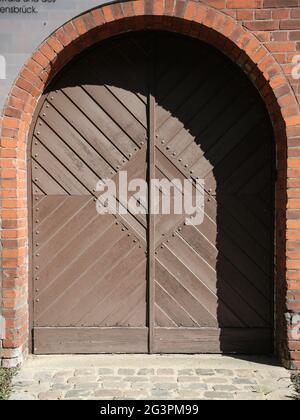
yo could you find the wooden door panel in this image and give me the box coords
[32,34,149,354]
[153,33,274,354]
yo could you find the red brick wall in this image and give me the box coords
[200,0,300,105]
[1,0,300,368]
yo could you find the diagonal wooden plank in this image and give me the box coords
[219,145,271,194]
[123,294,148,327]
[216,195,271,249]
[63,86,140,160]
[157,72,241,151]
[35,216,114,300]
[35,123,100,192]
[84,85,147,145]
[156,51,221,127]
[36,202,113,275]
[204,120,271,194]
[33,195,68,224]
[155,304,178,328]
[47,91,123,171]
[155,282,198,328]
[32,161,67,195]
[36,230,134,326]
[32,140,89,195]
[180,222,270,298]
[156,262,217,327]
[34,216,119,323]
[239,194,273,229]
[157,245,218,316]
[101,272,147,327]
[40,101,122,176]
[165,227,271,325]
[85,259,146,324]
[193,197,272,274]
[77,244,146,325]
[34,196,93,246]
[191,104,265,178]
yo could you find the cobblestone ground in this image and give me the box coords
[10,355,293,400]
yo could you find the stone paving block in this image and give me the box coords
[53,370,74,378]
[10,392,37,400]
[215,369,234,376]
[98,376,122,382]
[13,380,36,388]
[243,385,259,391]
[94,389,122,398]
[178,369,194,375]
[232,378,258,385]
[98,368,114,375]
[138,368,155,375]
[118,369,135,375]
[179,383,208,390]
[38,391,62,400]
[102,381,129,390]
[124,376,150,382]
[130,383,153,390]
[151,389,173,398]
[151,376,177,383]
[33,372,54,382]
[156,369,174,375]
[68,376,98,384]
[251,371,265,380]
[176,390,204,400]
[73,382,100,391]
[9,355,294,401]
[122,391,149,399]
[178,376,200,383]
[152,383,178,391]
[234,392,265,400]
[213,385,238,392]
[13,371,34,381]
[65,389,92,398]
[204,391,234,400]
[74,368,95,376]
[203,377,229,384]
[51,377,66,384]
[26,384,51,393]
[235,369,256,378]
[195,369,214,376]
[51,383,73,391]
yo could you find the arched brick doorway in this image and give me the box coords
[0,0,298,368]
[30,31,275,355]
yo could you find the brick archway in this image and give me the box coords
[1,0,299,368]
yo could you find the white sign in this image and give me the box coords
[0,0,111,109]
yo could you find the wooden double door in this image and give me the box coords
[31,32,275,354]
